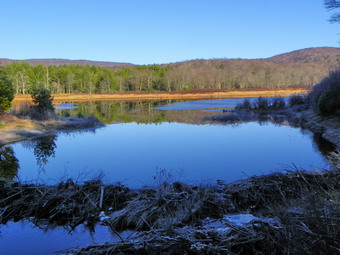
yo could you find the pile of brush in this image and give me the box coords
[0,166,339,254]
[0,179,133,229]
[64,168,339,254]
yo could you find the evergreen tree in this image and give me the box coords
[0,66,14,113]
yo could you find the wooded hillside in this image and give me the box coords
[1,47,339,94]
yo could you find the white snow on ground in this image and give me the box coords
[200,213,281,233]
[224,213,258,226]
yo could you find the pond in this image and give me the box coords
[0,221,134,255]
[0,98,336,254]
[1,98,333,187]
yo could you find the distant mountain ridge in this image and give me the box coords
[1,47,339,68]
[0,58,134,69]
[266,47,340,66]
[2,47,340,94]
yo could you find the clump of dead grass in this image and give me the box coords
[62,166,339,254]
[0,179,133,229]
[108,179,230,231]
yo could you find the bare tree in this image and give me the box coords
[325,0,340,23]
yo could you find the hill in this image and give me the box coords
[1,47,339,68]
[266,47,340,66]
[0,58,134,69]
[1,47,340,94]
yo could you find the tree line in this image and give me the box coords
[1,57,337,95]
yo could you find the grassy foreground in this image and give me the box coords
[0,166,339,254]
[13,88,307,102]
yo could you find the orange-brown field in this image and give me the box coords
[14,88,308,102]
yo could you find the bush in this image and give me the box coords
[288,95,306,107]
[309,69,340,115]
[236,97,286,111]
[271,97,286,110]
[0,66,14,113]
[317,84,340,115]
[254,96,269,110]
[30,88,55,120]
[236,98,252,110]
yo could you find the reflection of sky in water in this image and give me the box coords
[55,103,79,111]
[12,122,329,188]
[0,220,131,255]
[155,97,290,111]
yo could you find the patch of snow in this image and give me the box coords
[99,211,110,222]
[224,214,258,226]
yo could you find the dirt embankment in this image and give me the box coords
[14,88,307,102]
[0,115,102,146]
[295,109,340,149]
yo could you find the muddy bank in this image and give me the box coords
[0,168,339,254]
[0,116,103,146]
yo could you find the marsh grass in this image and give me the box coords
[0,179,133,229]
[14,88,307,102]
[0,161,339,254]
[108,175,226,231]
[61,165,340,255]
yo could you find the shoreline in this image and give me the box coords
[299,109,340,149]
[13,88,307,102]
[0,116,103,146]
[210,104,340,150]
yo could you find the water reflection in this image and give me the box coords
[0,220,128,255]
[312,133,337,158]
[0,146,19,180]
[57,100,216,125]
[9,99,337,186]
[21,134,57,172]
[209,111,338,162]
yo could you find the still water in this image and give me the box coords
[0,221,132,255]
[0,98,335,254]
[3,99,332,187]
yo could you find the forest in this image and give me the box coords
[1,47,339,94]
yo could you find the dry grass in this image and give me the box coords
[13,88,307,102]
[0,114,36,130]
[0,161,338,254]
[0,113,102,146]
[0,180,133,229]
[60,166,339,255]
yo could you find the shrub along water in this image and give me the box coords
[236,96,287,111]
[309,69,340,116]
[10,88,56,120]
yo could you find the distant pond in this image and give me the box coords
[1,98,334,187]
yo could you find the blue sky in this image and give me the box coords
[1,0,339,64]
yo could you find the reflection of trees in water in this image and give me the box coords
[0,146,19,180]
[22,134,57,171]
[57,100,216,125]
[33,135,57,169]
